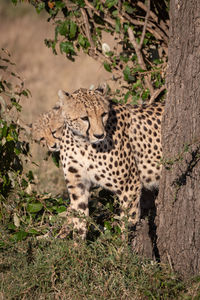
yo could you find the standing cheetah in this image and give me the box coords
[32,88,164,239]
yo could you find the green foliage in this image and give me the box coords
[17,0,168,104]
[0,49,68,242]
[0,49,30,197]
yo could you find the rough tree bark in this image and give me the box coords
[156,0,200,278]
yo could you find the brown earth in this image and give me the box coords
[0,1,110,195]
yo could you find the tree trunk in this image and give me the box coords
[156,0,200,278]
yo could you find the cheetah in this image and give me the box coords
[32,99,64,152]
[32,88,164,239]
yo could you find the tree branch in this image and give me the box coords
[80,8,95,49]
[84,0,168,52]
[137,1,169,43]
[139,0,150,50]
[149,85,166,104]
[84,0,115,27]
[128,27,154,96]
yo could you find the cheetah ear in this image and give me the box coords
[58,90,70,104]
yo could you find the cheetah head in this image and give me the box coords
[32,105,64,152]
[58,89,109,144]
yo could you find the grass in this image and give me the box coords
[0,234,192,300]
[0,190,199,299]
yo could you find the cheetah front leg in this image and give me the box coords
[58,171,91,240]
[117,175,142,233]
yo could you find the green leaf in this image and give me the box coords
[123,66,135,82]
[27,202,43,213]
[21,89,29,98]
[10,99,22,111]
[142,89,150,100]
[44,39,57,55]
[10,128,18,141]
[76,0,85,7]
[78,35,90,49]
[105,51,114,57]
[153,58,162,65]
[112,10,118,17]
[6,133,14,142]
[123,2,134,14]
[105,0,118,9]
[56,206,66,213]
[124,91,130,103]
[2,124,8,137]
[55,1,65,9]
[104,221,112,230]
[69,21,77,39]
[21,178,28,188]
[14,147,21,155]
[57,21,69,37]
[11,231,28,242]
[120,55,129,63]
[8,223,16,230]
[27,170,34,182]
[60,41,76,55]
[123,65,130,81]
[132,79,142,89]
[115,18,121,33]
[104,62,112,72]
[27,228,40,235]
[36,2,45,14]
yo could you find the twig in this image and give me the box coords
[84,0,115,27]
[127,28,145,69]
[166,251,174,271]
[80,8,95,49]
[84,0,168,52]
[128,27,154,96]
[139,0,150,50]
[137,1,169,42]
[138,1,158,24]
[118,0,122,12]
[149,85,166,104]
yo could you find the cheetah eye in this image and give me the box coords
[81,116,89,121]
[40,137,45,142]
[101,112,108,118]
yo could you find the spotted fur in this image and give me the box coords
[32,88,164,239]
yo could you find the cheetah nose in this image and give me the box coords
[93,133,105,140]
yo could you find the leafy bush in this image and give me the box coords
[0,49,29,197]
[0,49,68,243]
[12,0,168,103]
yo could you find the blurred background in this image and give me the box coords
[0,0,109,195]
